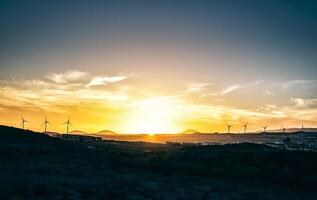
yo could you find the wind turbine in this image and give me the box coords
[243,122,248,134]
[301,123,304,133]
[63,117,72,134]
[20,115,29,129]
[281,125,286,134]
[227,124,232,134]
[262,125,268,133]
[41,115,51,133]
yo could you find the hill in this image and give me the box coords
[180,129,201,134]
[69,130,88,135]
[0,125,78,151]
[97,129,118,135]
[1,125,317,199]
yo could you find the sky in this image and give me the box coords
[0,0,317,133]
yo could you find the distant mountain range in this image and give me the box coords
[180,129,201,134]
[45,127,317,136]
[67,130,118,136]
[69,130,88,135]
[97,130,118,135]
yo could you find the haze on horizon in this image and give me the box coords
[0,0,317,134]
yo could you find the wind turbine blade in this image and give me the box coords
[41,122,45,126]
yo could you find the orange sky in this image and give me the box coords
[0,70,316,134]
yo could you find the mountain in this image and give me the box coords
[180,129,201,134]
[97,130,118,135]
[69,130,88,135]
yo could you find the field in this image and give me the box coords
[1,126,317,199]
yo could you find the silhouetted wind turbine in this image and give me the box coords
[227,124,232,134]
[281,125,286,134]
[243,122,248,134]
[63,117,72,134]
[20,115,29,129]
[301,123,304,133]
[41,115,51,133]
[262,125,268,133]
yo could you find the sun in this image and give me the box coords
[123,97,181,134]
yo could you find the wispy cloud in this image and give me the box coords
[0,71,131,115]
[46,70,88,83]
[291,98,317,109]
[282,80,317,89]
[221,81,262,95]
[186,83,210,92]
[264,90,273,96]
[1,72,317,132]
[86,76,127,87]
[221,85,241,95]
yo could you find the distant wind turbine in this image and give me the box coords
[262,125,268,133]
[281,125,286,134]
[301,123,304,133]
[227,124,232,134]
[20,114,29,129]
[243,122,248,134]
[41,115,51,133]
[63,117,72,134]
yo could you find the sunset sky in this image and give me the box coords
[0,0,317,133]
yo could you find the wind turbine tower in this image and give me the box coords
[20,115,29,129]
[41,115,51,133]
[227,124,232,134]
[282,126,286,134]
[243,122,248,134]
[262,125,268,133]
[63,117,72,134]
[301,123,304,133]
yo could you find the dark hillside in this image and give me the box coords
[0,125,79,152]
[0,126,317,199]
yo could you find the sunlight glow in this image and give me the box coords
[122,97,181,134]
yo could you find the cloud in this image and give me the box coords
[291,98,317,109]
[46,70,88,83]
[0,71,132,115]
[264,90,273,96]
[221,81,262,95]
[221,85,241,95]
[24,80,49,87]
[282,80,317,89]
[86,76,127,87]
[1,72,317,132]
[186,83,210,92]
